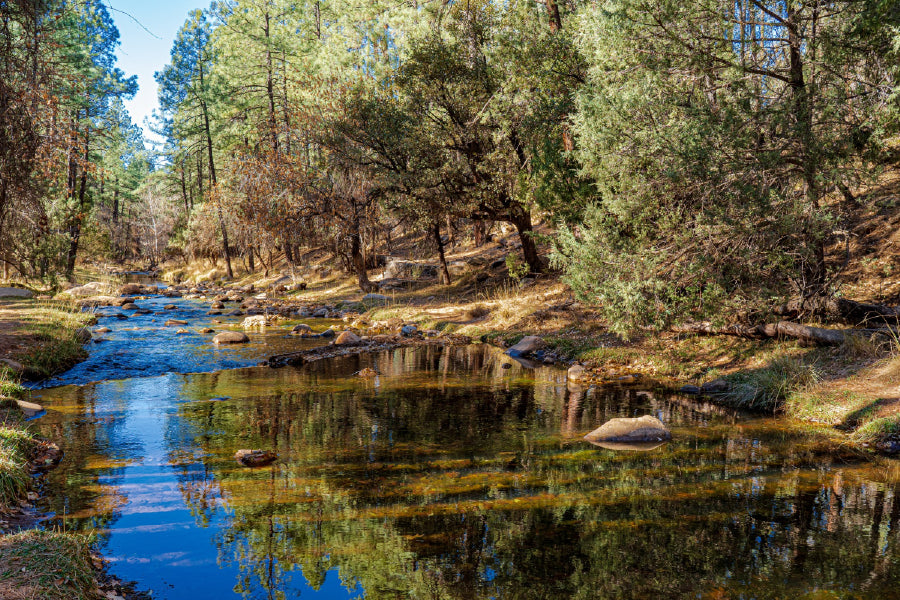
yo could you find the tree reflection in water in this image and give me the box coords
[31,346,900,599]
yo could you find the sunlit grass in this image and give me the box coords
[0,530,98,600]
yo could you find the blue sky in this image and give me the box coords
[110,0,204,148]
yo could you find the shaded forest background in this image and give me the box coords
[2,0,900,334]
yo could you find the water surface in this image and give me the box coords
[24,296,900,599]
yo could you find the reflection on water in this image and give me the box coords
[27,345,900,599]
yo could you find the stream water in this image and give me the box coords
[21,290,900,599]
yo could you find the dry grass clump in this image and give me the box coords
[463,304,490,320]
[0,530,99,600]
[722,356,821,412]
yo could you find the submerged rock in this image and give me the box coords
[30,441,63,472]
[121,302,138,310]
[584,415,671,449]
[235,449,277,467]
[213,331,250,344]
[356,367,378,377]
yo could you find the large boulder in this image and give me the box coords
[584,415,671,450]
[0,287,33,299]
[213,331,250,344]
[61,282,105,298]
[334,331,362,346]
[384,259,438,280]
[505,336,546,358]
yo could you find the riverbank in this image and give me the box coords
[0,295,134,600]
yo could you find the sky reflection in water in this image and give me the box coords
[27,329,900,599]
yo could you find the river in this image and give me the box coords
[23,289,900,599]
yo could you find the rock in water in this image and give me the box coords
[15,399,43,418]
[584,415,671,448]
[505,335,546,358]
[568,364,587,382]
[74,327,92,343]
[165,319,188,326]
[118,283,143,295]
[234,449,277,467]
[213,331,250,344]
[334,331,362,346]
[30,441,63,472]
[290,323,313,336]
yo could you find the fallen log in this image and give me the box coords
[675,321,847,346]
[775,297,900,326]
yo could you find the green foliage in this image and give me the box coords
[551,0,900,334]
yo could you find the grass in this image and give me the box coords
[11,298,95,378]
[0,530,100,600]
[0,422,34,511]
[852,415,900,444]
[719,355,821,412]
[0,374,28,399]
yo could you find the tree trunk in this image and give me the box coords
[66,132,89,280]
[199,56,232,279]
[112,174,119,223]
[434,222,451,285]
[775,297,900,327]
[675,320,846,346]
[351,218,375,292]
[510,209,543,274]
[248,245,255,273]
[787,3,826,292]
[545,0,562,33]
[263,10,278,154]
